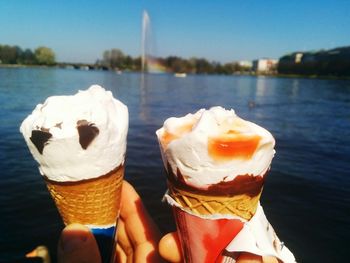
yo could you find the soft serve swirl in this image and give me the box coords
[156,107,275,189]
[20,85,128,182]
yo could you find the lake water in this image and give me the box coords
[0,68,349,262]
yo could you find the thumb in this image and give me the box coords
[159,232,182,263]
[57,223,101,263]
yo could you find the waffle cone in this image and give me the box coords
[45,165,124,226]
[169,184,261,220]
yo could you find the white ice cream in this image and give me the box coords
[20,85,128,182]
[156,107,275,189]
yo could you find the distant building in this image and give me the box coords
[295,53,303,63]
[252,59,278,74]
[278,46,350,76]
[237,60,253,68]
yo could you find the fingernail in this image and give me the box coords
[60,230,88,253]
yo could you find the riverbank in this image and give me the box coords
[1,63,350,81]
[275,73,350,81]
[0,63,106,70]
[0,64,50,68]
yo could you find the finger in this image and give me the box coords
[120,180,161,244]
[57,223,101,263]
[134,242,164,263]
[236,252,263,263]
[116,243,127,263]
[236,253,279,263]
[159,232,182,263]
[262,256,279,263]
[116,218,133,261]
[119,180,162,262]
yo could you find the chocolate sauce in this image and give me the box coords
[76,120,99,150]
[30,130,52,154]
[166,162,265,197]
[43,165,123,185]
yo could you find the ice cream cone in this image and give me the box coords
[45,165,124,263]
[45,165,124,226]
[156,107,277,263]
[20,86,129,263]
[167,180,263,263]
[168,183,262,221]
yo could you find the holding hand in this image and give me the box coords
[58,181,169,263]
[57,181,274,263]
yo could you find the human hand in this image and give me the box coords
[114,180,162,262]
[57,180,164,263]
[57,180,278,263]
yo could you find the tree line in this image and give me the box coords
[0,44,56,65]
[98,48,251,74]
[1,44,251,74]
[4,44,349,77]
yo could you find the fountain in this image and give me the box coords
[141,10,166,73]
[141,10,149,73]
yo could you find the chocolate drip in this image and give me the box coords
[166,162,265,197]
[206,175,265,196]
[77,120,99,149]
[30,130,52,154]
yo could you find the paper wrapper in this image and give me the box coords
[223,205,296,262]
[164,191,296,263]
[172,206,243,263]
[45,165,124,263]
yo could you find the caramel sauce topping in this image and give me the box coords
[161,122,194,148]
[208,130,261,161]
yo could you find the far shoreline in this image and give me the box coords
[1,63,350,81]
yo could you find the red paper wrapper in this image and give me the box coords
[173,206,244,263]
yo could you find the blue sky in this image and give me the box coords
[1,0,349,63]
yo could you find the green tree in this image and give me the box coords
[103,50,111,66]
[21,49,36,64]
[194,58,213,74]
[110,48,124,68]
[132,56,142,71]
[35,46,55,65]
[123,55,134,70]
[102,48,125,69]
[0,45,18,64]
